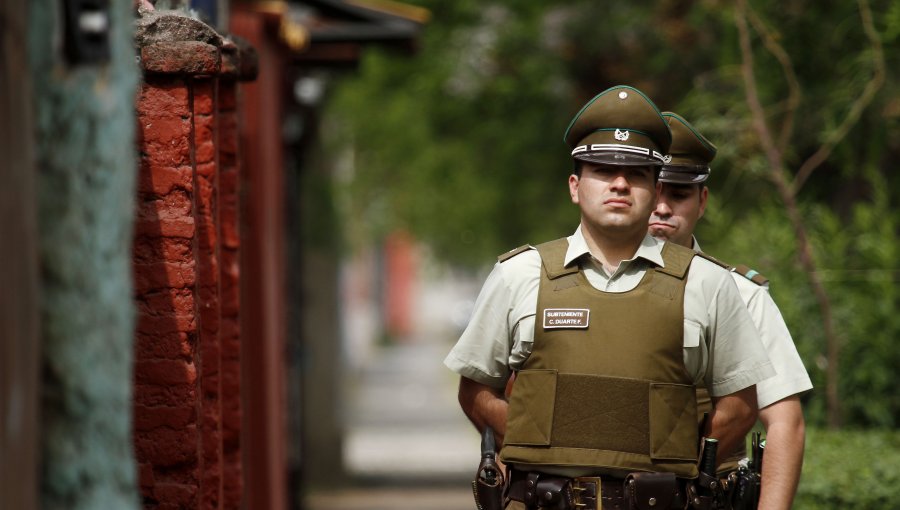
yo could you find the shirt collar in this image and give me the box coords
[565,225,665,268]
[691,236,701,253]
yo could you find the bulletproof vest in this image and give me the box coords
[500,238,701,478]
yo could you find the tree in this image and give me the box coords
[324,0,900,428]
[733,0,884,428]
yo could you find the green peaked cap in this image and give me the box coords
[564,85,671,166]
[659,112,717,184]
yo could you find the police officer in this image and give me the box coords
[444,85,774,510]
[649,112,813,510]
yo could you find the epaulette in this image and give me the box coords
[696,252,769,287]
[497,244,533,263]
[733,264,769,286]
[694,251,730,270]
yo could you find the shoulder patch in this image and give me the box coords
[497,244,533,263]
[733,264,769,286]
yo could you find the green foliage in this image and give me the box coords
[322,0,900,427]
[795,428,900,509]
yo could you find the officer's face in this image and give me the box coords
[649,183,708,248]
[569,163,659,236]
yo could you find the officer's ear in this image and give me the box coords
[698,185,709,218]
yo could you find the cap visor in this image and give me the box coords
[658,168,709,184]
[574,152,662,167]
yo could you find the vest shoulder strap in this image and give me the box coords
[497,244,533,263]
[656,242,695,279]
[535,238,579,280]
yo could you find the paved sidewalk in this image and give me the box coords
[304,339,480,509]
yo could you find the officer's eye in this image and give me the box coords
[628,168,652,180]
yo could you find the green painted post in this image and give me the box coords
[28,0,140,508]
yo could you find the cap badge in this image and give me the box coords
[614,129,630,141]
[662,154,672,164]
[618,91,628,99]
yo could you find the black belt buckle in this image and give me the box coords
[571,477,600,510]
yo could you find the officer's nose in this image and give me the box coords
[610,173,630,191]
[654,199,672,217]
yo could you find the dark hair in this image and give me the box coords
[573,159,583,177]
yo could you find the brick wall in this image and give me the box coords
[133,12,256,509]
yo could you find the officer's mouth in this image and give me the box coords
[604,198,632,208]
[649,222,676,231]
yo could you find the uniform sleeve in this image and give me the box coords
[443,262,515,389]
[705,269,776,397]
[743,286,813,408]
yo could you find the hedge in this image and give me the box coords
[794,428,900,509]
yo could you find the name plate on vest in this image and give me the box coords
[543,308,590,329]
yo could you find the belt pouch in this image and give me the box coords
[533,476,573,510]
[626,472,678,510]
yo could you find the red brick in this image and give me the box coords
[139,114,192,147]
[136,359,198,386]
[138,163,193,196]
[139,462,156,491]
[201,406,222,440]
[134,382,197,408]
[135,424,199,467]
[134,237,192,264]
[136,311,197,338]
[218,83,236,111]
[134,404,197,431]
[220,273,239,315]
[197,259,220,286]
[134,215,196,240]
[154,482,198,508]
[192,81,216,115]
[139,78,190,117]
[140,137,192,169]
[136,288,196,316]
[135,331,195,361]
[133,260,197,292]
[136,189,193,217]
[222,461,242,510]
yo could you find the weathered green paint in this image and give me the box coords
[29,1,140,508]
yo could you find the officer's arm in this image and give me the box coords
[458,376,509,446]
[705,385,758,466]
[757,395,805,510]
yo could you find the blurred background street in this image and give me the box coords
[304,341,477,509]
[304,252,483,509]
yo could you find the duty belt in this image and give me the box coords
[507,468,688,510]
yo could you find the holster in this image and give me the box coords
[727,467,759,510]
[472,457,505,510]
[687,471,734,510]
[625,472,685,510]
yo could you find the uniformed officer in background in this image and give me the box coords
[649,112,813,510]
[445,85,775,510]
